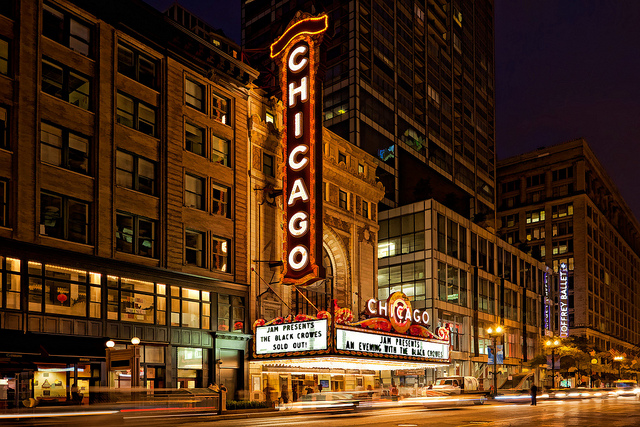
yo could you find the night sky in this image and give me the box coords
[144,0,640,221]
[496,0,640,220]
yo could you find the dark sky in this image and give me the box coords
[495,0,640,220]
[143,0,640,220]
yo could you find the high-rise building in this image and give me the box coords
[243,0,496,219]
[497,139,640,354]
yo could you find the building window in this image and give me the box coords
[0,179,7,227]
[552,203,573,219]
[552,239,573,255]
[0,38,8,75]
[358,163,365,174]
[263,153,274,177]
[185,122,204,156]
[185,173,204,210]
[552,166,573,181]
[170,286,210,329]
[212,92,229,125]
[265,111,275,124]
[218,294,244,332]
[27,262,100,317]
[42,59,91,110]
[116,92,156,136]
[108,277,164,325]
[212,236,230,273]
[338,152,347,164]
[363,200,369,219]
[117,43,157,88]
[116,212,156,258]
[526,225,545,241]
[212,133,229,166]
[378,212,425,258]
[0,257,20,309]
[526,173,545,187]
[525,208,545,224]
[211,183,230,218]
[40,122,89,174]
[43,4,92,56]
[339,190,348,210]
[185,78,204,111]
[40,192,89,244]
[115,150,156,195]
[185,229,204,267]
[0,106,7,150]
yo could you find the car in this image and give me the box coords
[613,380,639,397]
[281,392,360,412]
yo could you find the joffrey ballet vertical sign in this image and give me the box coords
[270,14,328,285]
[559,262,569,338]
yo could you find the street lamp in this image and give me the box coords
[545,339,561,389]
[487,325,504,397]
[614,355,625,379]
[130,337,140,388]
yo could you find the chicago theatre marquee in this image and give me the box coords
[246,13,450,398]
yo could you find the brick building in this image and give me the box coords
[0,0,258,401]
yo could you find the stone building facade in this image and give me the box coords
[248,90,385,324]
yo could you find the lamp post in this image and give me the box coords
[487,325,503,397]
[131,337,140,388]
[545,339,560,389]
[614,356,624,379]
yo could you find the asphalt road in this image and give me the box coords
[182,398,640,427]
[4,397,640,426]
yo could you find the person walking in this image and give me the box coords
[530,383,538,406]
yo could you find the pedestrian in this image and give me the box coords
[530,383,538,406]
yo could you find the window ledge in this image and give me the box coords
[41,162,94,179]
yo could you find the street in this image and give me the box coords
[4,397,639,427]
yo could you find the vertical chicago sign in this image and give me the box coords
[270,14,328,285]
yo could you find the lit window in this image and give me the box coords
[265,111,275,124]
[211,183,230,218]
[212,236,230,273]
[212,92,230,125]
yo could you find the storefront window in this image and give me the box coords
[45,280,86,316]
[170,286,210,329]
[0,256,21,309]
[177,347,202,369]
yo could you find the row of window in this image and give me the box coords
[378,212,426,258]
[0,257,244,332]
[36,190,230,270]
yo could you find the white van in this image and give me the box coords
[432,376,480,395]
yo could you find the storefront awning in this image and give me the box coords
[251,355,449,371]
